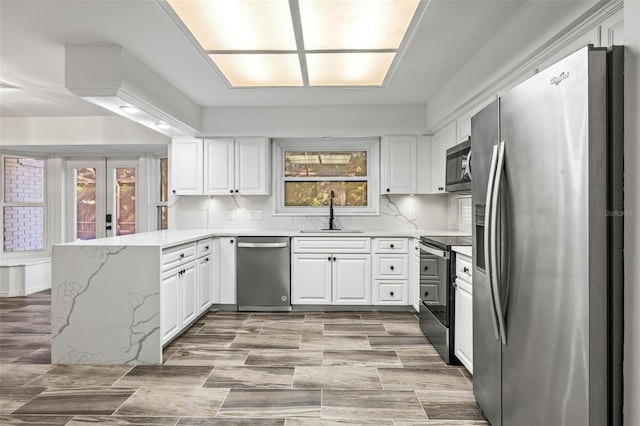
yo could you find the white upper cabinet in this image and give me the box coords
[431,122,456,194]
[171,137,270,196]
[170,138,204,195]
[204,138,235,195]
[380,135,417,195]
[205,137,270,196]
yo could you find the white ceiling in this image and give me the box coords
[0,0,602,121]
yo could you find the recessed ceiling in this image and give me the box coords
[165,0,421,87]
[0,0,597,118]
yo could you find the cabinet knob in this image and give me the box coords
[424,266,428,271]
[328,256,332,261]
[390,265,395,271]
[205,245,209,250]
[438,187,444,191]
[235,189,239,193]
[180,253,184,259]
[205,257,209,262]
[390,291,394,296]
[463,266,470,273]
[386,188,390,192]
[333,257,336,261]
[229,189,234,194]
[424,291,429,297]
[230,239,234,244]
[390,244,394,248]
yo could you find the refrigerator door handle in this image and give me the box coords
[484,144,501,342]
[490,140,507,345]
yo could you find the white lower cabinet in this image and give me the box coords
[333,255,371,305]
[161,269,180,345]
[292,254,332,304]
[180,261,198,327]
[197,255,212,314]
[372,238,409,305]
[454,253,473,373]
[373,281,407,304]
[292,238,371,305]
[219,237,237,304]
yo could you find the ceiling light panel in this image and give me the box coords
[167,0,297,50]
[298,0,420,50]
[210,54,303,87]
[307,52,396,86]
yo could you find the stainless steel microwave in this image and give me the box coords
[445,138,471,193]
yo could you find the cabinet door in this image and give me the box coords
[161,270,180,344]
[381,136,416,194]
[204,138,235,195]
[416,135,432,194]
[455,278,473,374]
[181,262,198,327]
[210,238,220,304]
[171,138,203,195]
[410,240,420,311]
[219,237,237,304]
[431,123,456,193]
[292,254,332,304]
[197,255,212,314]
[235,137,270,195]
[333,254,371,305]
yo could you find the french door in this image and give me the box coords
[66,159,139,241]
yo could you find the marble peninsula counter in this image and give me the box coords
[52,228,470,365]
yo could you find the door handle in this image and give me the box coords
[106,225,112,230]
[484,144,501,342]
[490,141,507,345]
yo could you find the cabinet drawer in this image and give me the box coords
[162,242,197,271]
[374,255,408,279]
[374,238,408,253]
[197,238,213,257]
[420,257,439,278]
[374,281,408,304]
[456,253,472,283]
[420,284,439,303]
[293,237,370,253]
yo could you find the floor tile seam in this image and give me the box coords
[107,365,137,388]
[413,389,431,421]
[5,387,47,415]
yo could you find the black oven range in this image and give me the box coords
[418,235,472,365]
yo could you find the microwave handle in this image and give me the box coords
[466,148,472,180]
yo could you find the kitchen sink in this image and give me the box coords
[299,229,363,233]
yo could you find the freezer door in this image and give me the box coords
[470,100,502,426]
[498,46,608,425]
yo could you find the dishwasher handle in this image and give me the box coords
[237,242,289,248]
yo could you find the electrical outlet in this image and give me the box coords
[249,210,263,220]
[409,208,416,220]
[228,209,236,220]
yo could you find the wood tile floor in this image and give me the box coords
[0,290,489,425]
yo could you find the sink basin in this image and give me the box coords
[299,229,363,233]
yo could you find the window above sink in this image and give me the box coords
[273,138,379,216]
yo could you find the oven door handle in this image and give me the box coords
[418,243,449,259]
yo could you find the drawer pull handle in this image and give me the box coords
[389,291,394,296]
[463,267,470,273]
[180,253,184,259]
[390,266,395,271]
[390,244,395,248]
[205,258,209,262]
[424,266,428,270]
[424,291,429,297]
[205,245,210,250]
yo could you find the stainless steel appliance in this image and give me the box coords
[471,45,623,426]
[236,236,292,311]
[418,235,472,364]
[445,138,471,193]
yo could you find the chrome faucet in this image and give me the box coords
[328,190,338,230]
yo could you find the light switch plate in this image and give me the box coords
[409,209,416,220]
[249,210,263,220]
[228,209,236,220]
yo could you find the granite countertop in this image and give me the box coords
[55,229,472,249]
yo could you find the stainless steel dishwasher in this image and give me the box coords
[236,236,291,311]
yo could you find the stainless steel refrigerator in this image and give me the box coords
[470,45,623,426]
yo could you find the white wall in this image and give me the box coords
[0,115,170,147]
[171,194,451,232]
[199,105,427,137]
[624,2,640,424]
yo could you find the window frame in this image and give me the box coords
[0,153,48,257]
[273,138,379,215]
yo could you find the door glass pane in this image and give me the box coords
[284,181,368,206]
[160,158,168,202]
[3,206,44,251]
[285,151,367,177]
[158,206,168,230]
[76,168,96,240]
[115,167,136,236]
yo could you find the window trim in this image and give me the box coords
[0,154,48,257]
[273,138,379,215]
